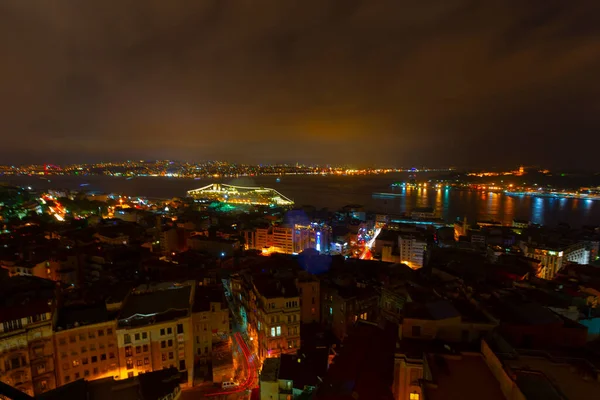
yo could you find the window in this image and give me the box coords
[329,307,333,315]
[88,331,95,339]
[143,344,148,352]
[98,329,104,337]
[168,352,174,360]
[135,333,140,341]
[312,297,315,304]
[59,338,66,346]
[412,326,421,337]
[162,353,167,361]
[204,346,208,354]
[160,328,165,336]
[136,360,142,367]
[82,357,89,365]
[128,371,134,378]
[136,346,141,354]
[161,341,166,349]
[177,323,183,334]
[276,326,281,336]
[109,352,115,359]
[126,359,133,370]
[69,335,76,343]
[79,334,86,341]
[167,327,172,335]
[93,367,98,375]
[142,332,148,340]
[144,357,149,365]
[271,327,276,337]
[61,352,67,359]
[167,339,173,347]
[74,372,80,379]
[72,360,80,367]
[124,334,131,344]
[84,370,89,377]
[179,360,186,370]
[91,356,97,363]
[409,393,420,400]
[125,347,132,357]
[81,346,87,353]
[107,328,113,335]
[101,354,106,361]
[65,376,71,383]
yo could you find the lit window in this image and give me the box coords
[410,393,420,400]
[276,326,281,336]
[271,327,276,337]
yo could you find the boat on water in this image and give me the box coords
[276,177,281,183]
[373,192,404,198]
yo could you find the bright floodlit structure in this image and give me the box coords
[187,183,294,206]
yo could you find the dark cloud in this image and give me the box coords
[0,0,599,168]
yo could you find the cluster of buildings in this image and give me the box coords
[2,180,600,400]
[0,277,230,398]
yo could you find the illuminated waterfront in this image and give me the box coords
[3,173,600,227]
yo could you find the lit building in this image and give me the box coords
[53,304,119,386]
[0,277,57,396]
[520,241,590,280]
[270,227,294,254]
[116,282,195,386]
[245,224,331,255]
[251,278,300,360]
[398,235,428,270]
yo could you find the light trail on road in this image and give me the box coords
[206,332,256,397]
[360,227,381,259]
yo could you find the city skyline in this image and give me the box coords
[1,1,599,168]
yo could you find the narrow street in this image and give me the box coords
[181,283,259,399]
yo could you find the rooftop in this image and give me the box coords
[118,285,191,327]
[278,349,329,389]
[253,276,299,299]
[424,353,505,400]
[56,303,114,331]
[505,353,600,400]
[260,357,280,382]
[316,321,396,400]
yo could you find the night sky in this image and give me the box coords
[1,1,599,168]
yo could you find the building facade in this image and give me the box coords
[54,317,119,386]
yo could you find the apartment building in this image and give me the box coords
[116,282,195,386]
[297,273,320,324]
[252,277,301,360]
[53,303,119,386]
[398,235,428,270]
[520,241,590,280]
[0,277,57,396]
[191,286,230,365]
[245,224,331,255]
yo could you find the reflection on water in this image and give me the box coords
[4,173,600,227]
[531,197,545,225]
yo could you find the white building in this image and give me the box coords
[398,235,427,270]
[520,241,590,280]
